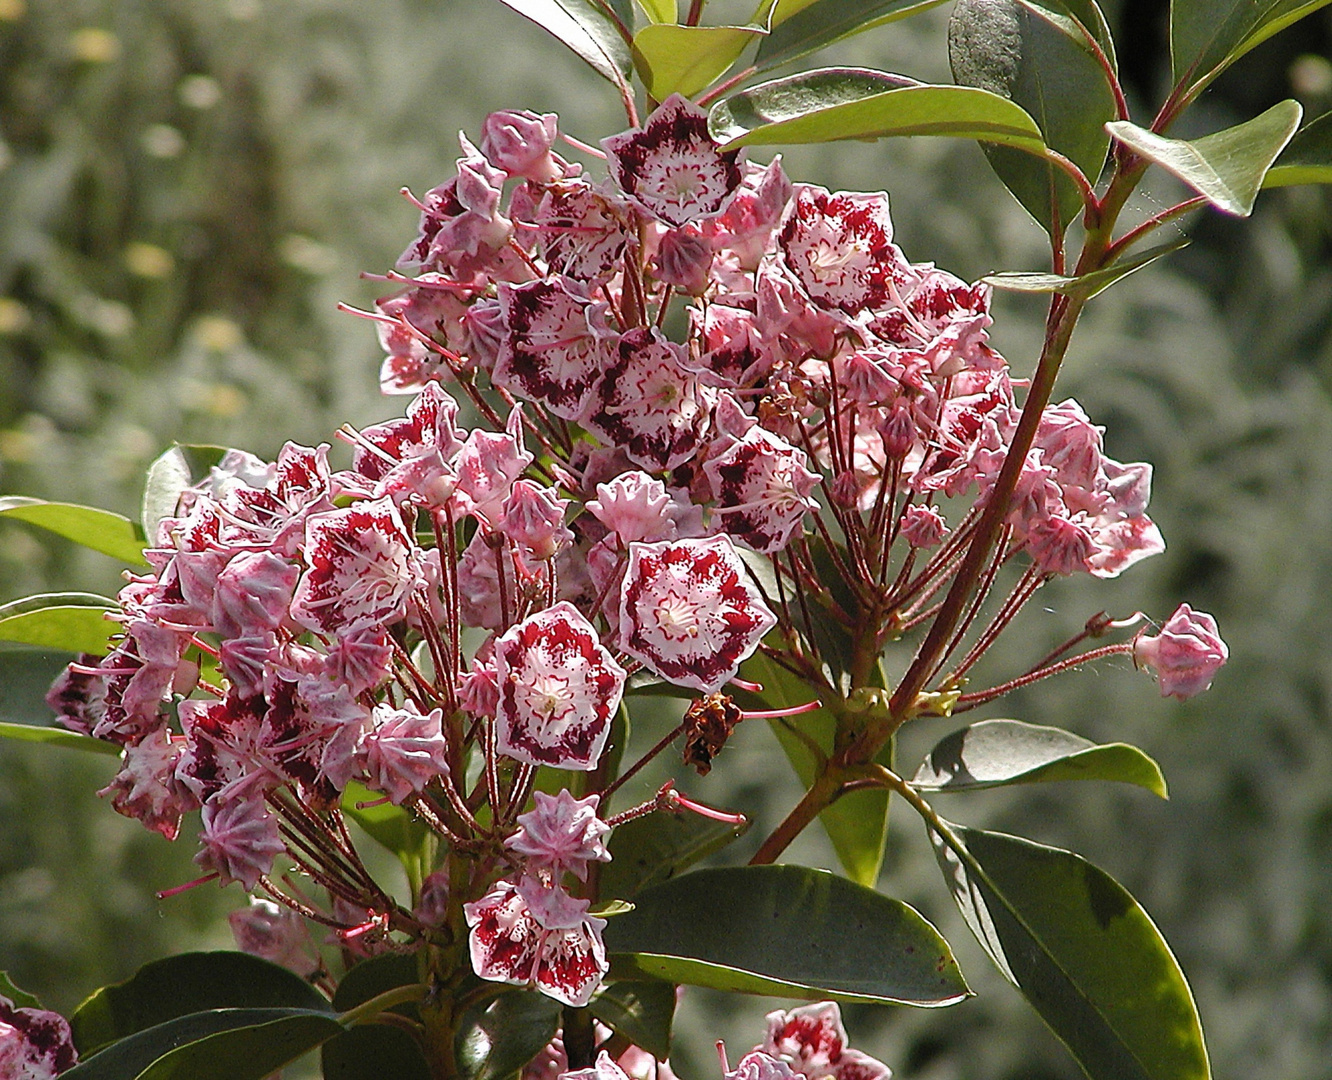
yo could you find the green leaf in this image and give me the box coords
[1264,110,1332,187]
[636,0,677,23]
[0,972,44,1009]
[493,0,633,85]
[930,822,1209,1080]
[0,605,116,655]
[604,864,971,1006]
[455,990,561,1080]
[1171,0,1332,92]
[590,978,676,1059]
[601,802,750,898]
[1106,99,1302,217]
[710,69,1048,156]
[982,237,1188,298]
[340,781,435,893]
[0,643,107,730]
[633,23,767,100]
[140,446,194,546]
[754,0,952,74]
[911,718,1168,797]
[949,0,1114,234]
[322,1027,431,1080]
[324,955,428,1080]
[0,497,149,567]
[0,720,121,755]
[61,1009,344,1080]
[71,951,332,1057]
[736,650,890,888]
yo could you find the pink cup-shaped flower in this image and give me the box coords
[1133,603,1228,699]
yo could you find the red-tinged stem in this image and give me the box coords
[697,66,758,109]
[951,641,1133,710]
[602,721,688,801]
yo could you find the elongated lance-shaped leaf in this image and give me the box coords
[735,648,891,888]
[456,990,561,1080]
[61,1009,344,1080]
[1107,99,1302,217]
[929,821,1210,1080]
[633,23,767,99]
[754,0,952,73]
[0,721,120,755]
[0,973,43,1009]
[604,864,971,1006]
[71,951,333,1057]
[493,0,633,85]
[323,954,429,1080]
[911,718,1168,796]
[710,69,1049,156]
[949,0,1115,235]
[0,497,148,567]
[636,0,676,22]
[590,978,676,1059]
[0,605,117,655]
[1171,0,1332,94]
[602,801,749,898]
[983,237,1188,299]
[1264,110,1332,187]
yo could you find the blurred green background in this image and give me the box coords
[2,1,1331,1078]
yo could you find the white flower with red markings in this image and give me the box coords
[0,993,78,1080]
[778,184,906,315]
[495,602,626,770]
[602,94,742,228]
[495,277,615,420]
[619,535,777,693]
[584,327,712,473]
[704,427,820,554]
[761,1001,893,1080]
[464,876,608,1007]
[290,497,424,636]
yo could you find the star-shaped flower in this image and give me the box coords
[704,427,820,554]
[619,535,777,693]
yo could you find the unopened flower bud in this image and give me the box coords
[480,109,565,183]
[1133,603,1228,699]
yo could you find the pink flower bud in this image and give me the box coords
[652,227,713,295]
[1133,603,1228,699]
[900,504,947,548]
[228,898,319,978]
[480,109,566,182]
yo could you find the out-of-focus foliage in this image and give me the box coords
[2,1,1331,1078]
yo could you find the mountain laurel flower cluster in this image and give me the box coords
[27,78,1233,1080]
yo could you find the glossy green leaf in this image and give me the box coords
[754,0,952,73]
[340,781,435,893]
[710,70,1048,156]
[1264,110,1332,187]
[493,0,633,84]
[590,978,676,1058]
[0,605,116,655]
[636,0,676,23]
[0,720,120,755]
[1171,0,1332,92]
[71,951,332,1057]
[949,0,1114,234]
[911,718,1168,796]
[604,865,971,1006]
[322,1027,431,1080]
[1015,0,1117,63]
[0,497,148,567]
[0,644,100,729]
[758,0,821,24]
[1106,99,1302,217]
[456,990,561,1080]
[61,1009,343,1080]
[601,801,750,898]
[0,972,43,1009]
[324,955,428,1080]
[930,822,1209,1080]
[982,238,1188,298]
[633,23,766,100]
[735,649,890,888]
[140,446,194,546]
